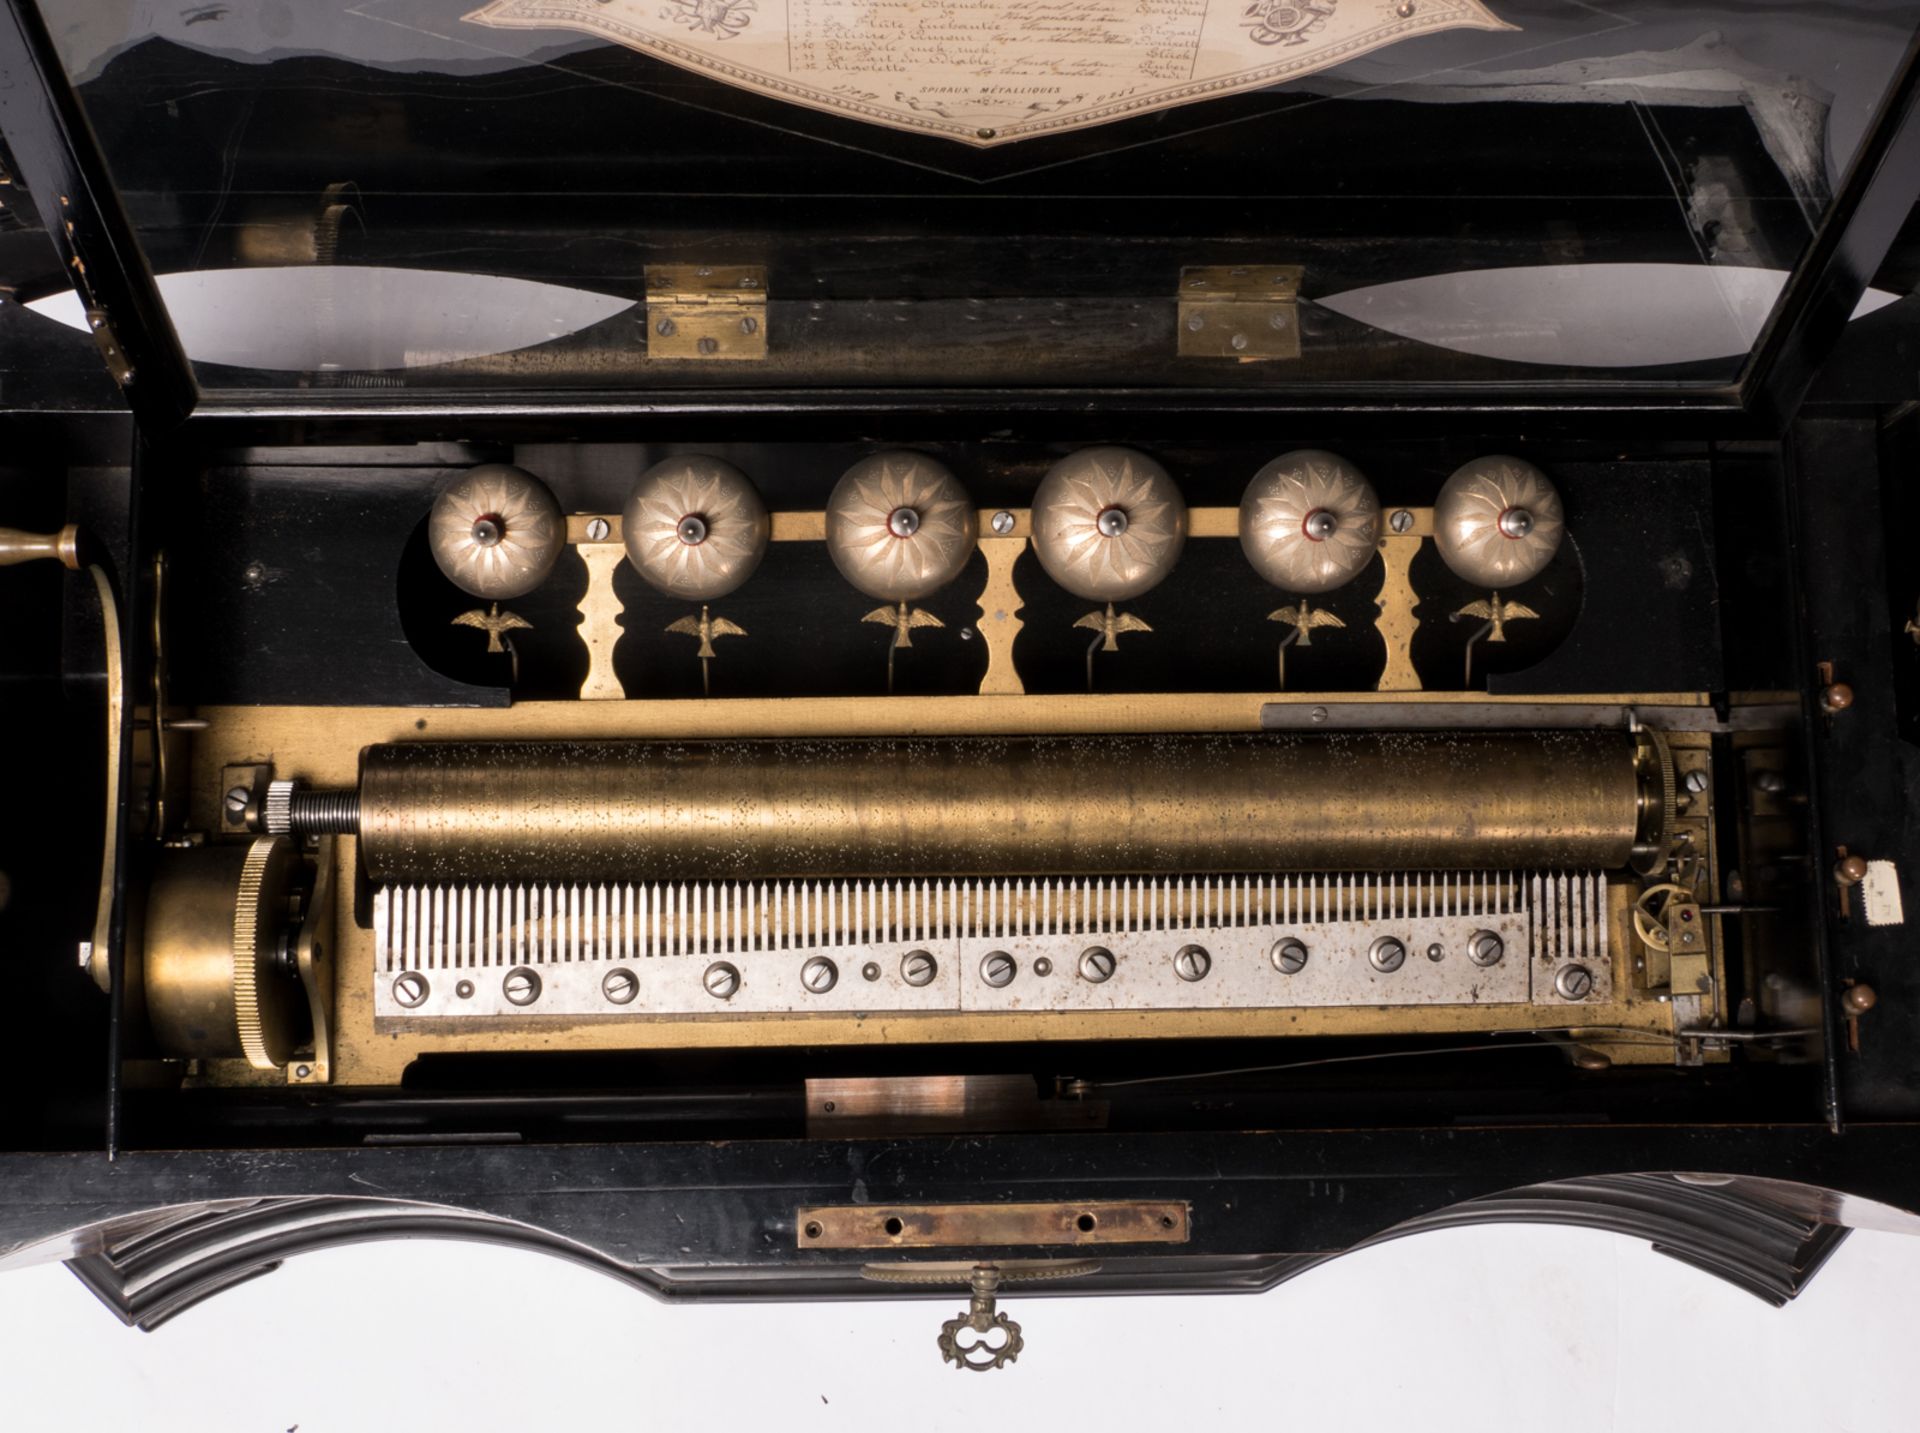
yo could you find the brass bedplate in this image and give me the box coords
[156,694,1722,1089]
[126,449,1727,1090]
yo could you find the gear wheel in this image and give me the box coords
[231,836,301,1070]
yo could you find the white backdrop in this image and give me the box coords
[3,1220,1916,1431]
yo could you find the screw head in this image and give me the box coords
[1079,946,1116,983]
[887,506,922,538]
[739,316,759,336]
[801,956,839,994]
[392,971,429,1008]
[1821,683,1855,713]
[223,785,252,819]
[900,949,938,987]
[677,514,709,545]
[1270,937,1308,974]
[704,961,741,1000]
[503,967,542,1006]
[1229,333,1249,352]
[1555,964,1596,1001]
[1369,936,1407,974]
[1096,506,1130,538]
[1389,509,1415,535]
[697,336,720,357]
[602,968,639,1005]
[980,950,1017,988]
[1426,943,1445,962]
[991,510,1016,536]
[1497,507,1535,539]
[1303,508,1337,542]
[1836,854,1870,886]
[862,961,882,982]
[1468,930,1505,967]
[1174,944,1212,982]
[1682,768,1710,795]
[655,318,677,338]
[1753,770,1786,795]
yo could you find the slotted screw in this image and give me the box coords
[1173,944,1211,982]
[801,956,838,994]
[1369,937,1407,973]
[503,968,541,1006]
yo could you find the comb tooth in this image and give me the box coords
[1592,873,1602,966]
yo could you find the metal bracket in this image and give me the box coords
[796,1199,1188,1249]
[288,836,337,1085]
[644,264,767,360]
[218,763,274,836]
[1177,264,1302,360]
[84,305,134,386]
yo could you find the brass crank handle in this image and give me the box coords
[0,523,85,569]
[0,522,123,990]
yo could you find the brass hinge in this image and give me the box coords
[645,264,767,360]
[85,306,135,386]
[1177,264,1302,361]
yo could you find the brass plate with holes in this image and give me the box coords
[796,1200,1189,1249]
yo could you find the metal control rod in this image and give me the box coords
[300,732,1655,883]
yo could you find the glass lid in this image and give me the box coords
[15,0,1920,396]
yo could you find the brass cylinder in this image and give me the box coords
[355,732,1644,882]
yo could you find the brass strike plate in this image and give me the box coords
[645,264,767,361]
[1177,264,1302,361]
[796,1200,1189,1249]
